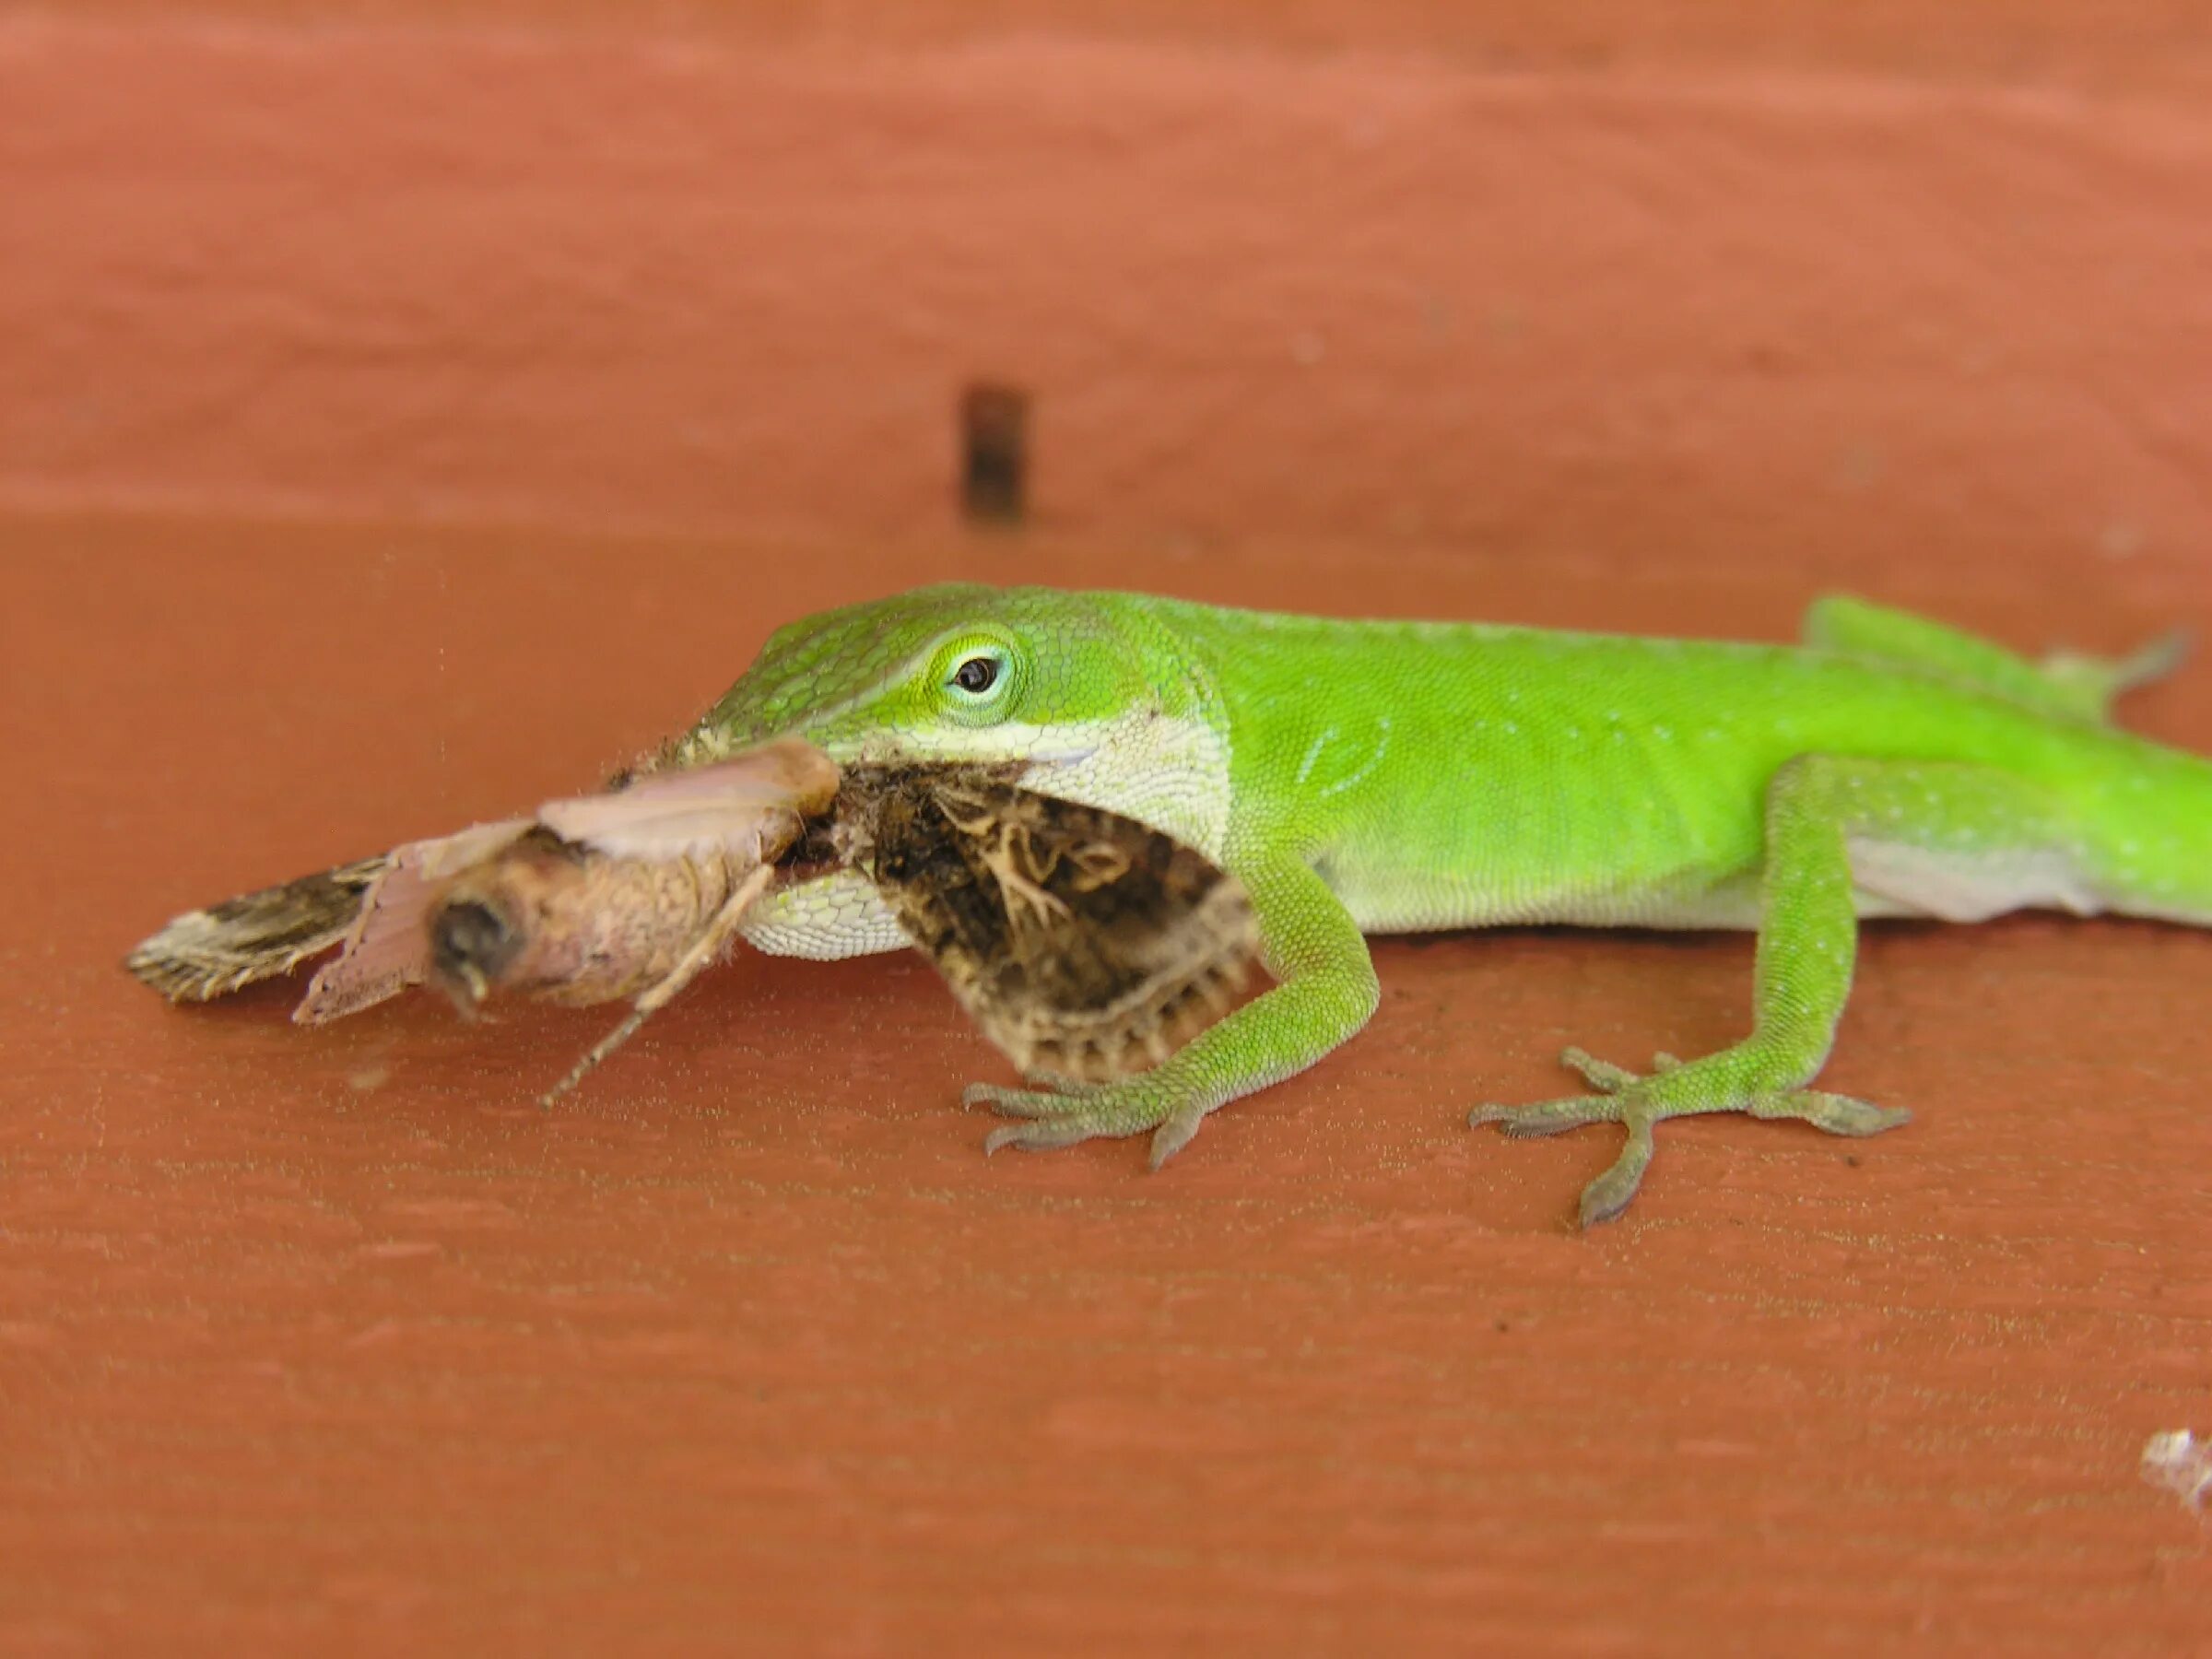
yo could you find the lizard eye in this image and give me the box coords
[933,634,1021,724]
[950,654,1000,695]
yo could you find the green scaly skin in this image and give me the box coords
[656,586,2211,1227]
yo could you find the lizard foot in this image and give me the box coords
[1469,1046,1910,1228]
[963,1080,1196,1167]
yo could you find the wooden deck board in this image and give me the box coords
[6,528,2210,1653]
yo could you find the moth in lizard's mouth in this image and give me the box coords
[125,741,1257,1101]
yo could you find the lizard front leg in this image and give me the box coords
[1473,756,2090,1228]
[966,857,1381,1166]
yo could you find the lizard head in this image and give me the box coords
[632,583,1231,961]
[652,583,1230,856]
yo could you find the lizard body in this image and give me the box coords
[659,586,2209,1225]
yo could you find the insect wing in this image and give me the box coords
[539,737,840,862]
[125,857,391,1003]
[294,819,535,1024]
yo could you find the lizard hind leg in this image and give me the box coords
[1470,756,2088,1229]
[1803,594,2188,724]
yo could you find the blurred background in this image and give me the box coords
[7,2,2209,612]
[6,4,2212,1653]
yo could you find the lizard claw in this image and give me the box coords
[1018,1066,1111,1096]
[983,1119,1097,1155]
[1147,1108,1206,1170]
[1468,1094,1619,1137]
[1472,1045,1910,1228]
[1559,1046,1681,1091]
[1751,1089,1910,1136]
[1559,1046,1639,1092]
[963,1081,1078,1120]
[964,1078,1178,1160]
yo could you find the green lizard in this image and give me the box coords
[657,586,2206,1226]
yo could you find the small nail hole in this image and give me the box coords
[960,382,1030,525]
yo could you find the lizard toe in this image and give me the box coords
[1468,1093,1625,1137]
[971,1080,1181,1156]
[1019,1066,1110,1096]
[1559,1047,1643,1092]
[983,1120,1099,1155]
[1748,1088,1911,1137]
[1575,1117,1659,1229]
[963,1081,1080,1119]
[1147,1107,1206,1170]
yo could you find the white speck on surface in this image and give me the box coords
[2100,520,2146,560]
[2142,1430,2212,1512]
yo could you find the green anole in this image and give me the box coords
[653,587,2205,1227]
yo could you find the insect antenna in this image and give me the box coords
[538,861,774,1109]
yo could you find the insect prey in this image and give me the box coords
[127,740,1258,1100]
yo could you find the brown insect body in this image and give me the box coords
[427,831,761,1011]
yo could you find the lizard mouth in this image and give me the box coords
[1011,738,1100,765]
[829,733,1101,771]
[772,757,1036,884]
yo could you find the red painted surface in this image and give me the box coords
[6,17,2211,582]
[5,7,2212,1652]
